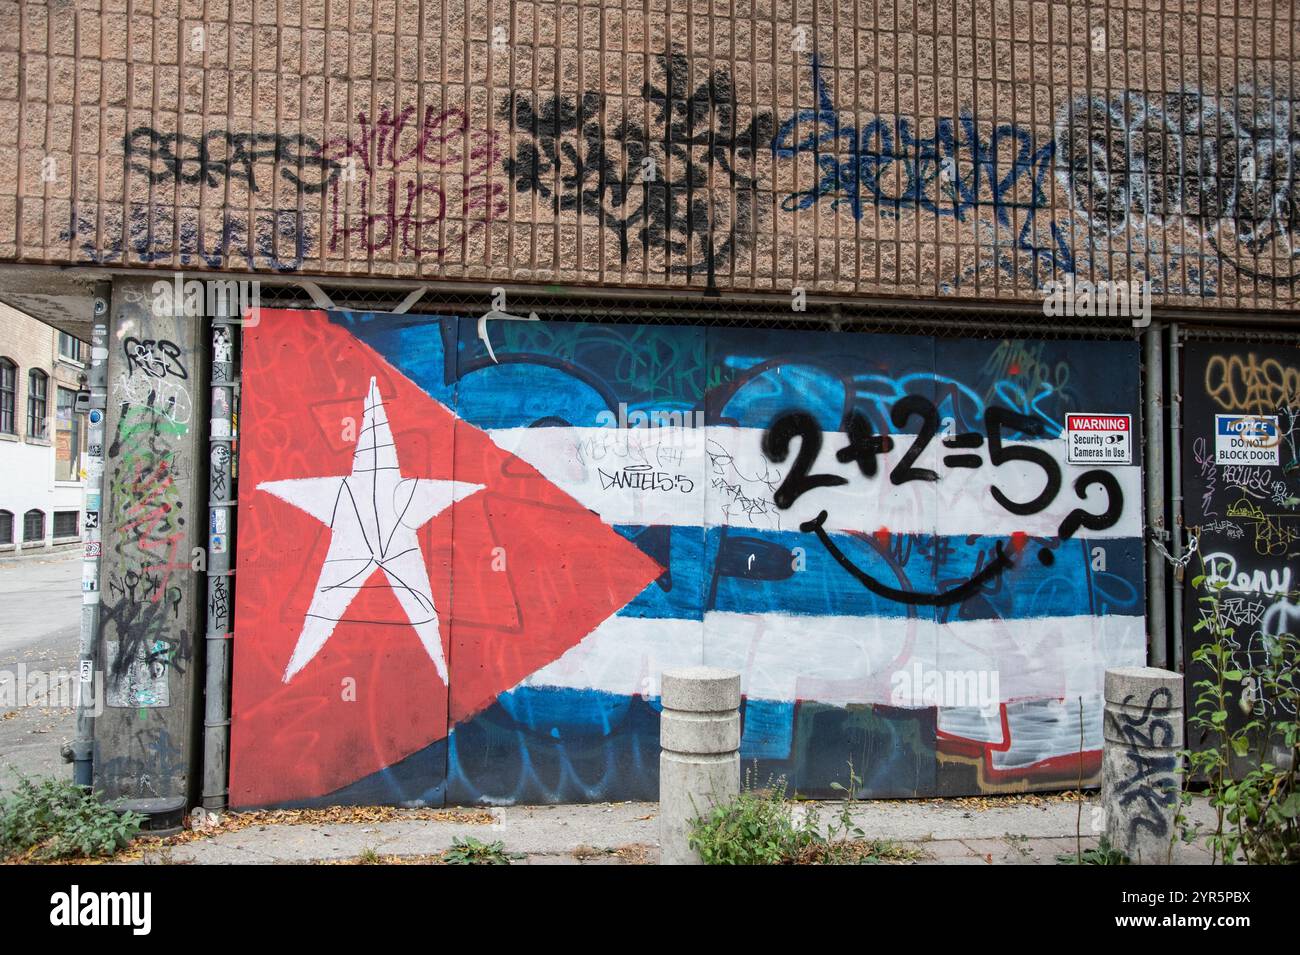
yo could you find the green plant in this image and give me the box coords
[689,761,913,865]
[1177,568,1300,865]
[1056,836,1130,865]
[1003,832,1033,860]
[820,760,867,863]
[442,835,520,865]
[688,770,821,865]
[0,775,142,861]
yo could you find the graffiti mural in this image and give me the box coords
[229,309,1145,807]
[1183,342,1300,733]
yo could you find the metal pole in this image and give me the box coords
[68,281,110,788]
[202,292,237,810]
[1167,322,1184,672]
[1143,321,1168,669]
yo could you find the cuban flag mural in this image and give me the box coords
[229,309,1145,807]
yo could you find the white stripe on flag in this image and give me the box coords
[486,425,1142,538]
[514,610,1146,709]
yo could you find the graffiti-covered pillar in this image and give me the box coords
[92,276,207,825]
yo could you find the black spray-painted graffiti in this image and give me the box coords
[1107,687,1180,840]
[209,576,231,637]
[761,398,1124,605]
[124,128,341,194]
[123,338,188,381]
[501,52,774,283]
[60,128,341,271]
[1057,91,1300,286]
[52,48,1296,295]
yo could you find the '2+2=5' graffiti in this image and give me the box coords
[761,396,1124,606]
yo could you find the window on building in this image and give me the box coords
[55,387,83,481]
[22,509,44,542]
[57,332,84,363]
[53,510,79,538]
[27,369,47,438]
[0,510,12,545]
[0,358,14,434]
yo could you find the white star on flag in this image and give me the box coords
[258,377,482,684]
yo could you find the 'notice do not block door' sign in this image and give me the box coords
[1066,413,1132,465]
[1214,414,1279,466]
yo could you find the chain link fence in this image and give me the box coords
[255,280,1182,341]
[254,278,1300,345]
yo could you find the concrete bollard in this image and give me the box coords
[658,666,741,865]
[1102,666,1184,863]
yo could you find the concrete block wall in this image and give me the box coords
[0,1,1295,310]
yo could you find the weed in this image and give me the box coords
[1003,832,1033,860]
[0,775,142,861]
[1176,569,1300,865]
[689,761,916,865]
[688,772,820,865]
[442,835,521,865]
[1057,836,1130,865]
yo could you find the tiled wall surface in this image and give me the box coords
[1,1,1296,308]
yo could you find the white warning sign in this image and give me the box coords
[1214,414,1279,466]
[1066,413,1132,465]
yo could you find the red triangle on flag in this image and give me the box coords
[229,310,661,806]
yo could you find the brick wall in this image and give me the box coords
[0,1,1296,309]
[0,301,84,440]
[0,302,87,551]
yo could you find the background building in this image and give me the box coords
[0,301,87,556]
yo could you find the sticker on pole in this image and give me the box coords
[1215,414,1279,466]
[1066,413,1132,465]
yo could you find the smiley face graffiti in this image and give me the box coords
[762,398,1126,606]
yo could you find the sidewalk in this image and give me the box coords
[127,793,1222,865]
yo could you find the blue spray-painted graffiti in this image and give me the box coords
[772,55,1075,283]
[59,203,313,273]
